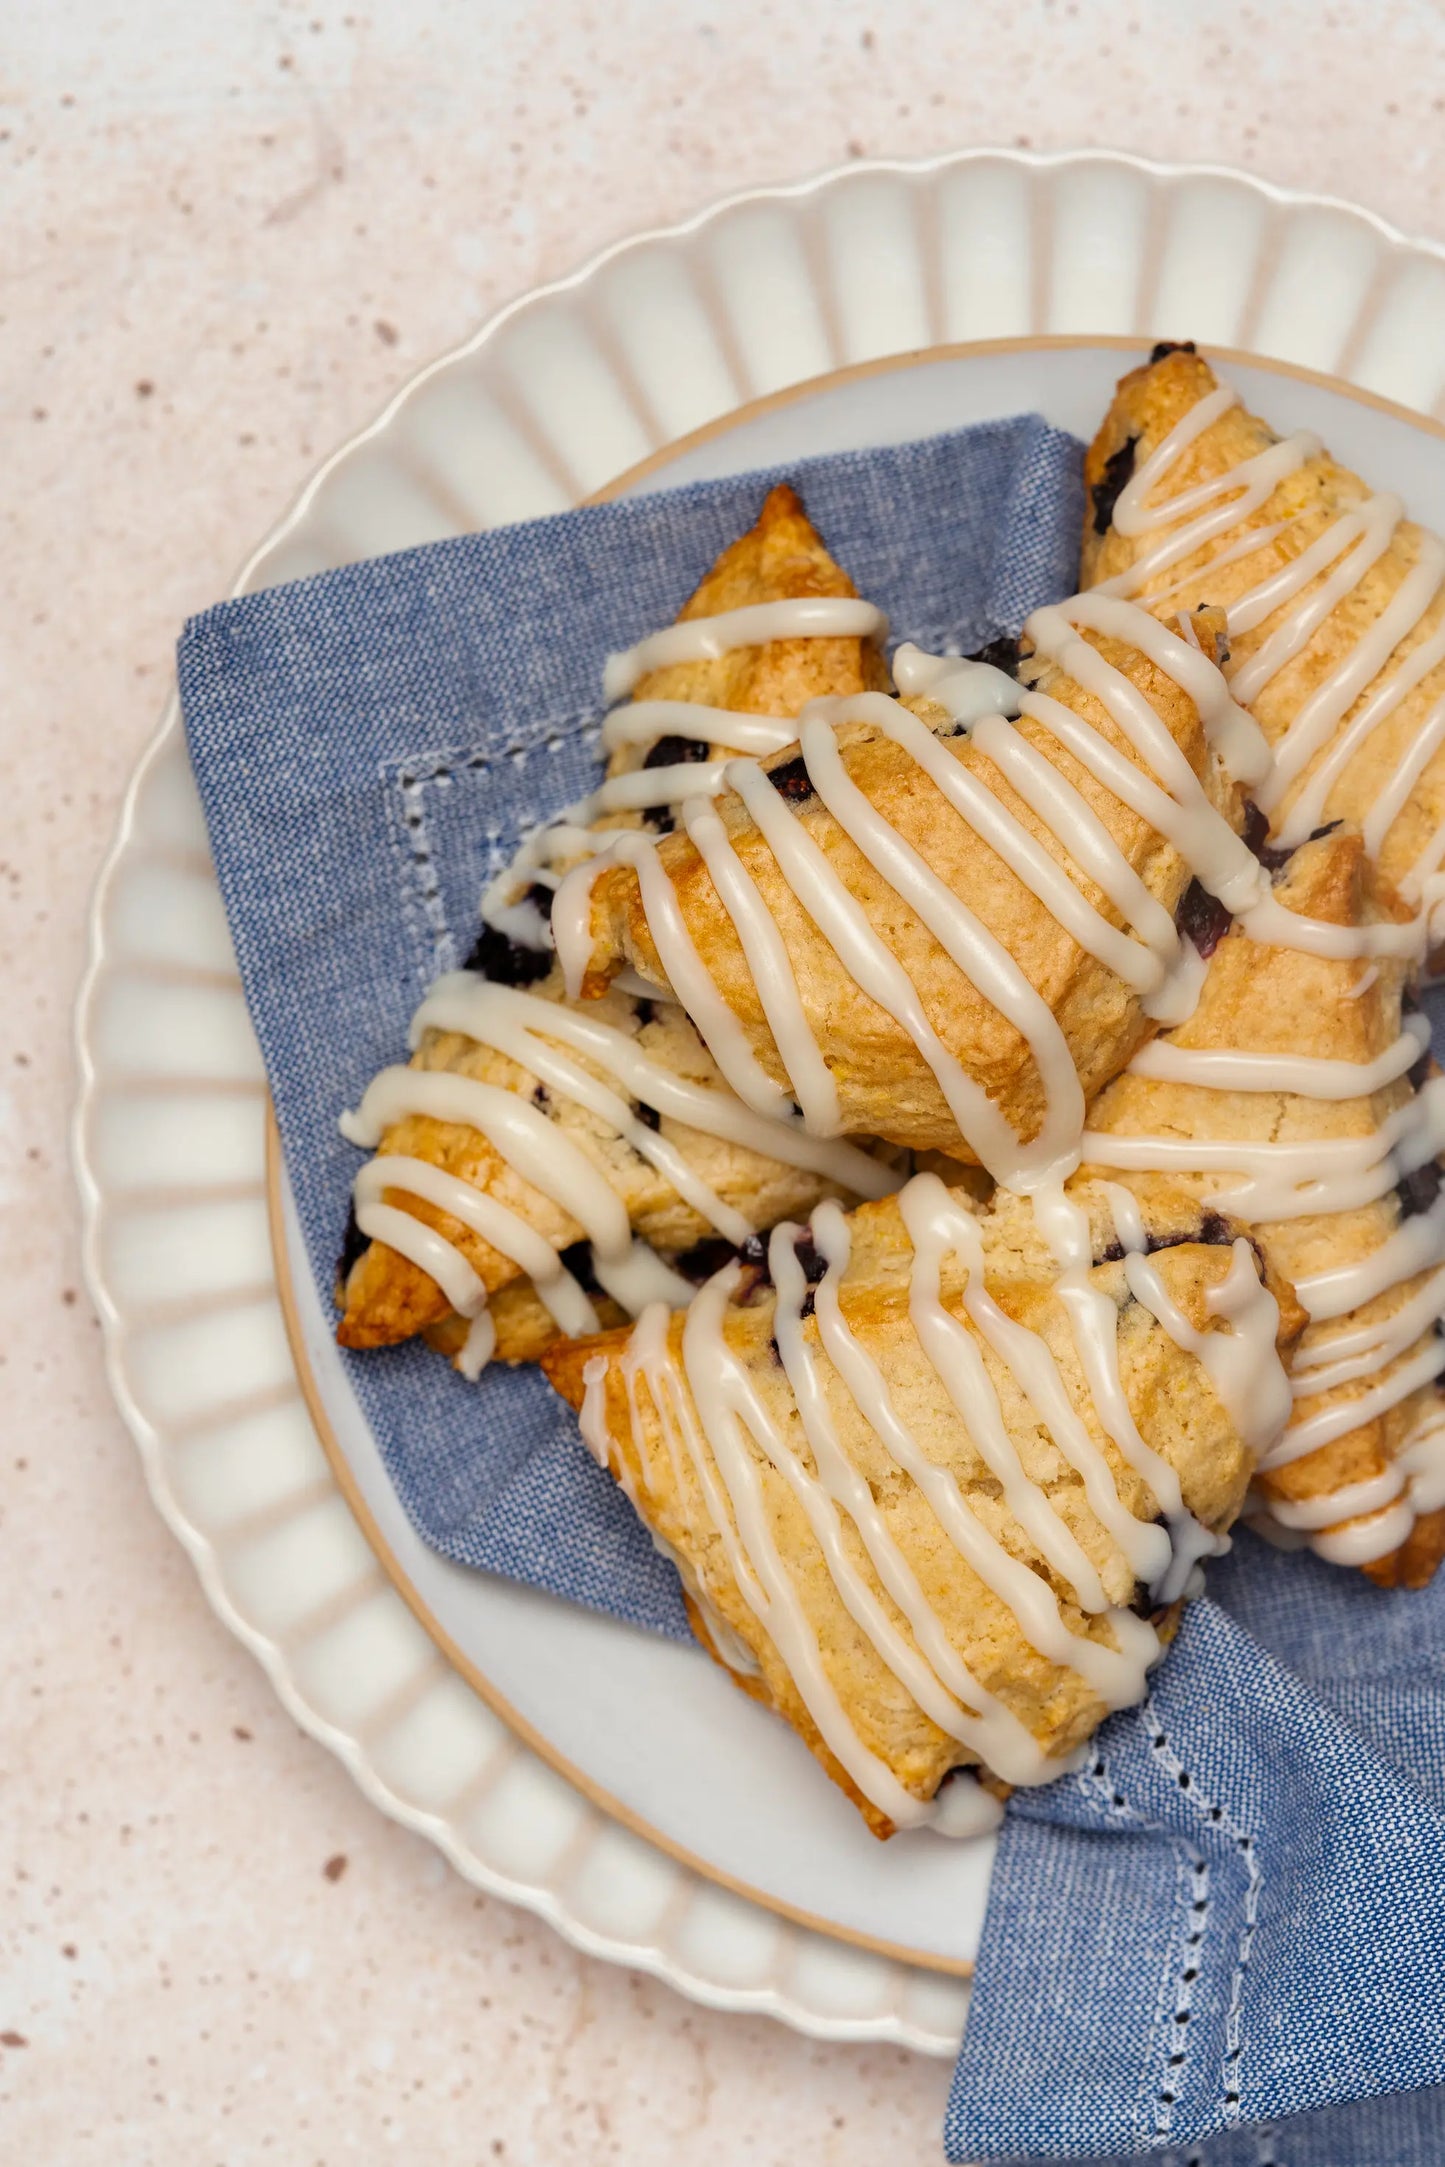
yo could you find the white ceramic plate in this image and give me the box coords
[74,151,1445,2056]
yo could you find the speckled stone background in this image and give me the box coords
[7,1,1445,2158]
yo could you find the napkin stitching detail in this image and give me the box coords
[1081,1745,1142,1820]
[394,768,454,977]
[1148,1842,1211,2143]
[1082,1746,1206,2147]
[388,722,603,979]
[1145,1699,1262,2130]
[390,714,600,789]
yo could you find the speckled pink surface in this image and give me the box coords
[8,2,1445,2157]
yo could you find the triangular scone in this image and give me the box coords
[1083,344,1445,927]
[597,480,892,798]
[542,1174,1301,1838]
[1082,826,1445,1586]
[338,489,892,1361]
[562,602,1251,1163]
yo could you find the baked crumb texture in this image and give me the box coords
[1083,346,1445,1585]
[337,485,891,1361]
[544,1175,1301,1836]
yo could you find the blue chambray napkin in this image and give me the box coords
[178,413,1081,1636]
[947,1550,1445,2164]
[177,413,1445,2166]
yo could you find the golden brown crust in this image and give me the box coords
[573,619,1243,1157]
[338,486,890,1354]
[603,482,890,799]
[1084,828,1441,1570]
[1363,1506,1445,1590]
[337,974,871,1348]
[542,1177,1298,1833]
[423,1281,630,1368]
[1083,347,1445,910]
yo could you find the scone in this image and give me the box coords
[542,1171,1302,1836]
[481,481,892,939]
[338,486,895,1370]
[557,596,1266,1171]
[1083,824,1445,1587]
[1083,342,1445,938]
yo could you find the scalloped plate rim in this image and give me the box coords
[70,147,1445,2056]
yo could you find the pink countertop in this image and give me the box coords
[8,1,1445,2156]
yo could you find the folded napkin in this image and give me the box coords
[178,413,1445,2166]
[948,1550,1445,2164]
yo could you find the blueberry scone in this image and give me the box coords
[558,593,1271,1171]
[1082,344,1445,1584]
[1083,824,1445,1587]
[337,486,897,1372]
[542,1172,1301,1836]
[1083,342,1445,936]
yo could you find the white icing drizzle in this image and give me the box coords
[1266,1466,1407,1532]
[339,976,897,1376]
[833,688,1166,995]
[1030,1181,1225,1602]
[1083,357,1445,1560]
[796,703,1087,1182]
[1293,1193,1445,1322]
[1255,530,1445,819]
[1125,1012,1429,1100]
[673,1260,966,1827]
[1141,936,1209,1026]
[595,828,797,1120]
[1288,1266,1445,1395]
[680,794,843,1134]
[485,596,887,947]
[1261,1335,1445,1471]
[602,598,888,702]
[1057,589,1271,784]
[1083,1076,1445,1224]
[353,374,1445,1599]
[1091,780,1445,1560]
[723,747,1038,1183]
[1401,1413,1445,1514]
[1103,380,1322,594]
[481,760,732,944]
[351,1151,599,1337]
[553,849,614,998]
[1290,646,1445,854]
[599,699,798,758]
[578,1167,1274,1820]
[1098,1183,1292,1457]
[1234,887,1426,964]
[346,554,902,1371]
[1228,496,1406,709]
[890,647,1021,727]
[410,978,891,1196]
[1144,516,1301,617]
[458,1309,497,1382]
[1096,365,1445,946]
[768,1218,1050,1772]
[927,1774,1006,1837]
[590,595,1286,1190]
[847,1233,1113,1630]
[1026,605,1264,913]
[892,1183,1166,1588]
[1309,1499,1419,1566]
